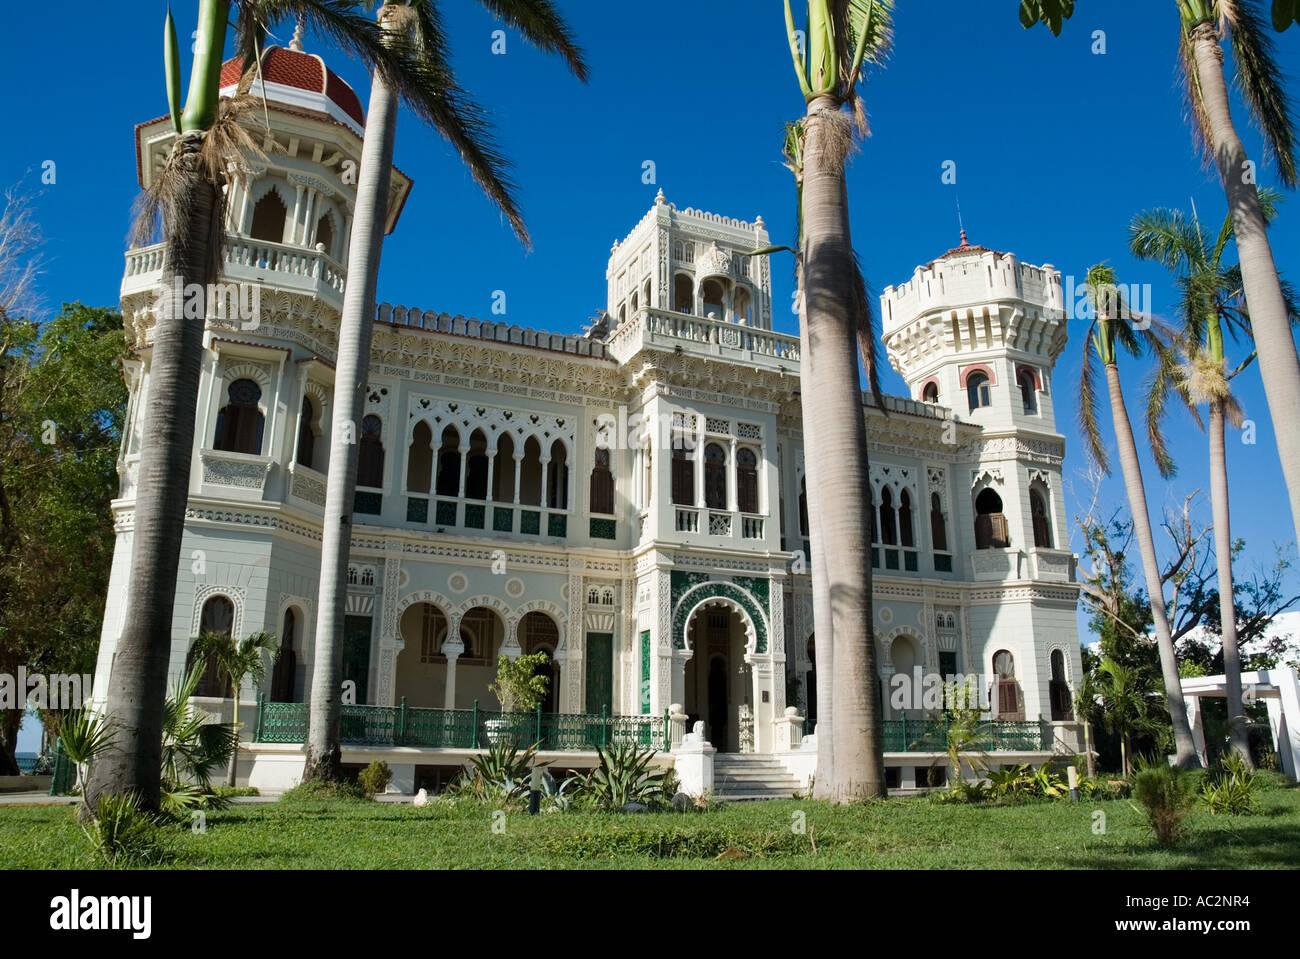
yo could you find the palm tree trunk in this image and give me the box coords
[227,686,239,787]
[1190,24,1300,550]
[87,132,220,813]
[1083,720,1095,779]
[1209,398,1252,768]
[798,308,834,798]
[800,96,884,801]
[303,10,400,782]
[1104,363,1201,768]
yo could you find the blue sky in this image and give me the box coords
[4,2,1300,751]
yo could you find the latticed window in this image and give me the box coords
[930,492,947,552]
[1031,488,1053,548]
[704,443,727,510]
[214,379,264,455]
[993,650,1022,719]
[736,448,758,514]
[590,448,615,515]
[898,489,915,548]
[974,488,1009,549]
[879,487,897,545]
[419,604,446,663]
[357,415,385,488]
[296,396,316,468]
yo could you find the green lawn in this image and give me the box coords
[4,785,1298,869]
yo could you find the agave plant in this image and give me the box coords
[583,742,669,812]
[451,738,544,804]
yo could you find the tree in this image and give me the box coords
[0,221,127,775]
[92,0,566,811]
[303,0,587,782]
[1096,659,1168,776]
[1075,265,1202,767]
[1130,191,1300,766]
[190,630,278,785]
[775,0,893,801]
[1022,0,1300,566]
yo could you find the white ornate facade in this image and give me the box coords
[92,44,1084,777]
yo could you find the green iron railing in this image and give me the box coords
[254,697,671,752]
[883,718,1050,752]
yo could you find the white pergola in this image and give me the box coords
[1180,667,1300,778]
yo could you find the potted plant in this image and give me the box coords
[486,653,551,745]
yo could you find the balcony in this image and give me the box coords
[970,548,1022,581]
[405,494,569,539]
[122,237,347,311]
[199,448,273,497]
[1030,548,1075,583]
[606,307,799,373]
[674,507,767,541]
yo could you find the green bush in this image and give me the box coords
[358,761,393,798]
[81,794,171,867]
[1131,760,1196,848]
[1202,754,1256,815]
[280,779,367,803]
[211,785,260,798]
[535,822,808,859]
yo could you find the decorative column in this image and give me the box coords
[442,638,463,709]
[485,451,496,501]
[540,457,551,511]
[457,445,469,498]
[727,437,738,512]
[290,182,305,245]
[564,562,584,713]
[513,454,523,505]
[375,548,403,706]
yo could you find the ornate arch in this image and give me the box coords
[512,600,566,649]
[191,585,245,639]
[680,595,758,656]
[671,580,767,653]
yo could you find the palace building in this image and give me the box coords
[92,40,1085,795]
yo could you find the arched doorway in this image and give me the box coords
[518,611,561,713]
[682,601,754,752]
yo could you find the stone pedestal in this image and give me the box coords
[672,721,716,797]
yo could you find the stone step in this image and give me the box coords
[713,769,801,782]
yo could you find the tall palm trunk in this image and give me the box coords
[304,7,400,781]
[1208,397,1252,767]
[1189,24,1300,549]
[87,133,220,814]
[800,96,883,801]
[1104,363,1201,767]
[228,687,241,787]
[798,301,834,798]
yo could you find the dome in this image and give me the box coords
[219,45,365,134]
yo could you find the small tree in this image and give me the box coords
[190,630,278,786]
[488,653,550,714]
[1097,659,1166,776]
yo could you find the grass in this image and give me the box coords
[3,782,1297,869]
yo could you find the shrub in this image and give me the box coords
[358,761,394,798]
[1131,760,1196,848]
[579,742,669,811]
[212,785,259,798]
[280,779,367,803]
[448,739,543,805]
[81,793,171,867]
[1202,754,1256,816]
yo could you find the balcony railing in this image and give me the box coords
[255,698,671,752]
[882,718,1049,752]
[607,307,800,371]
[404,495,569,539]
[122,237,347,310]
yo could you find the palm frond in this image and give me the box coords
[1223,0,1299,187]
[1128,207,1206,275]
[1141,329,1194,478]
[1077,318,1110,473]
[468,0,589,81]
[850,251,886,414]
[1177,26,1216,175]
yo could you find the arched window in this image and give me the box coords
[465,430,490,500]
[704,443,727,510]
[671,444,694,506]
[967,371,992,411]
[1031,488,1053,549]
[736,448,759,514]
[357,415,384,488]
[898,489,915,549]
[922,381,940,404]
[1018,368,1038,414]
[407,421,433,493]
[1049,649,1073,721]
[547,440,568,509]
[418,603,447,662]
[642,278,652,308]
[493,433,515,502]
[673,274,694,314]
[974,487,1009,549]
[930,492,947,552]
[270,607,299,703]
[434,426,461,497]
[296,396,317,469]
[992,650,1022,719]
[630,291,639,314]
[701,279,726,319]
[315,211,335,258]
[798,477,809,537]
[249,189,287,243]
[590,448,615,515]
[191,595,235,698]
[519,437,543,506]
[214,379,264,455]
[734,286,752,324]
[868,486,878,544]
[879,487,897,545]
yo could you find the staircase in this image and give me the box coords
[712,754,805,801]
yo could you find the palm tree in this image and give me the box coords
[303,1,586,782]
[1096,658,1167,776]
[91,0,512,812]
[1077,264,1201,767]
[1073,668,1102,778]
[774,0,893,801]
[1022,0,1300,553]
[1129,192,1299,769]
[191,629,279,785]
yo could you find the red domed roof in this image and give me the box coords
[219,46,365,128]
